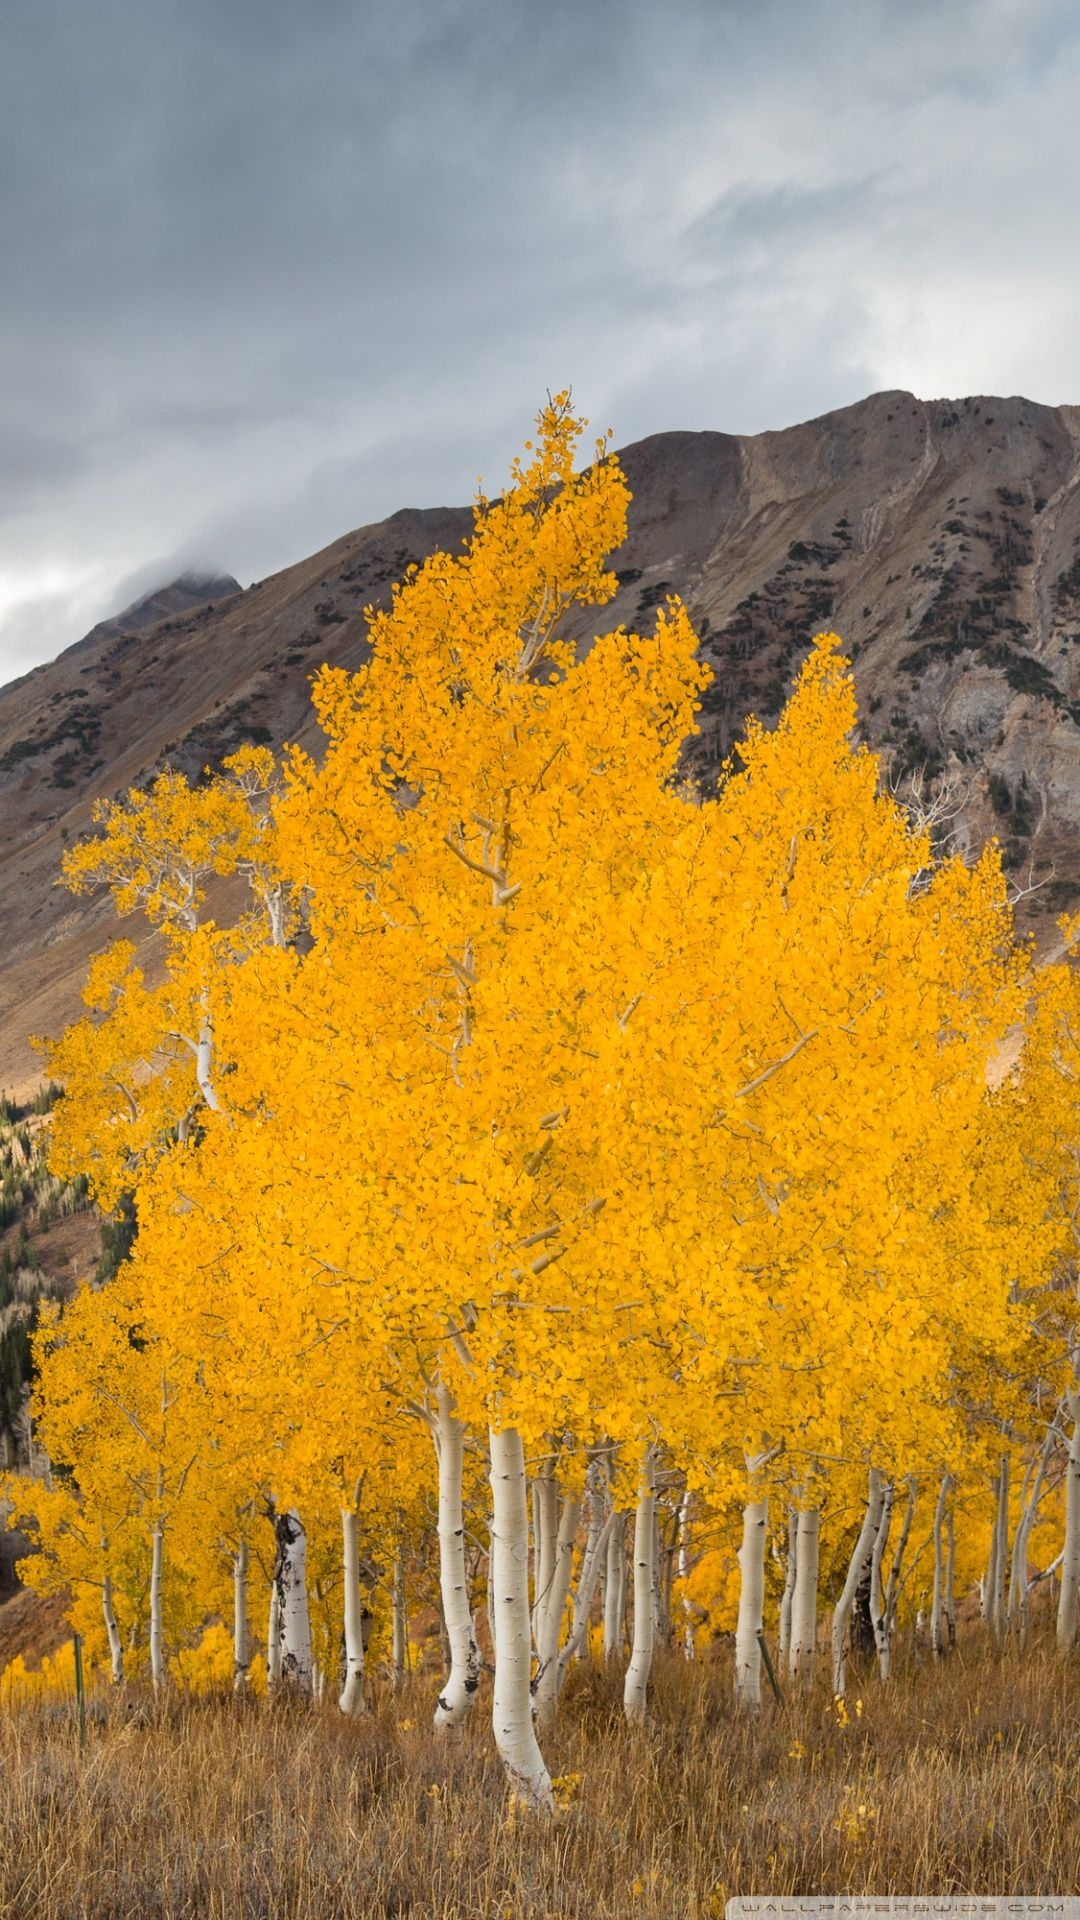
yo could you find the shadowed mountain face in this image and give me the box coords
[1,388,1079,1092]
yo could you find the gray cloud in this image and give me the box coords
[1,0,1079,679]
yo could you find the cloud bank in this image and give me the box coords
[2,0,1077,679]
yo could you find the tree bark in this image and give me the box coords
[677,1488,695,1659]
[944,1500,956,1648]
[531,1470,557,1654]
[623,1447,658,1723]
[558,1507,614,1686]
[433,1385,480,1731]
[102,1571,124,1686]
[267,1577,281,1689]
[1058,1389,1080,1651]
[488,1425,552,1811]
[832,1469,884,1696]
[990,1451,1010,1644]
[533,1490,580,1734]
[882,1477,916,1677]
[274,1509,313,1695]
[778,1507,797,1663]
[789,1508,819,1686]
[392,1555,408,1689]
[734,1496,768,1709]
[603,1510,627,1659]
[149,1519,165,1691]
[929,1474,950,1659]
[339,1508,367,1715]
[870,1481,893,1676]
[233,1538,251,1692]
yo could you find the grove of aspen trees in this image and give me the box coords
[5,396,1079,1812]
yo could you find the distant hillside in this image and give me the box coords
[1,388,1078,1094]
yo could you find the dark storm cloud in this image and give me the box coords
[1,0,1078,679]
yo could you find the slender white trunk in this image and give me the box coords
[433,1385,480,1731]
[486,1524,497,1657]
[274,1509,313,1695]
[832,1470,884,1697]
[195,992,219,1111]
[677,1489,695,1659]
[869,1481,892,1672]
[778,1507,798,1663]
[531,1472,557,1652]
[533,1490,579,1733]
[623,1448,658,1724]
[313,1663,325,1705]
[149,1520,165,1691]
[981,1513,996,1623]
[558,1509,615,1687]
[991,1452,1009,1643]
[102,1571,124,1685]
[930,1474,950,1659]
[1008,1455,1036,1642]
[1058,1389,1080,1652]
[789,1508,819,1685]
[603,1511,627,1658]
[489,1426,552,1810]
[734,1497,768,1709]
[944,1501,956,1647]
[392,1556,407,1688]
[233,1539,251,1691]
[882,1478,916,1677]
[267,1578,282,1689]
[655,1504,673,1644]
[339,1508,367,1715]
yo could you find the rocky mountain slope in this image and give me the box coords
[2,387,1079,1095]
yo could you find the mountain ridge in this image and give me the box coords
[1,386,1078,1094]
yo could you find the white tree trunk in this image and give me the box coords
[1013,1449,1052,1645]
[392,1555,407,1688]
[882,1477,916,1676]
[149,1520,165,1691]
[677,1488,695,1659]
[558,1509,615,1686]
[655,1503,673,1645]
[1058,1390,1080,1651]
[267,1578,281,1689]
[832,1470,884,1696]
[339,1508,367,1715]
[233,1539,251,1691]
[195,992,219,1111]
[778,1507,798,1663]
[930,1474,951,1658]
[533,1491,579,1733]
[869,1480,892,1669]
[488,1426,552,1811]
[789,1508,819,1685]
[734,1497,768,1709]
[274,1509,313,1695]
[623,1448,658,1724]
[433,1385,481,1731]
[990,1452,1009,1643]
[603,1510,627,1658]
[102,1572,124,1686]
[531,1471,558,1652]
[944,1500,956,1647]
[486,1523,498,1658]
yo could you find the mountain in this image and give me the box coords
[1,387,1079,1097]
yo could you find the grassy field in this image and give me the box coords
[2,1637,1079,1919]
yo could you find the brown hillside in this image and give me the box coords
[2,389,1079,1093]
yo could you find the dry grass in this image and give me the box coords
[2,1636,1079,1918]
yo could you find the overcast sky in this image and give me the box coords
[1,0,1078,682]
